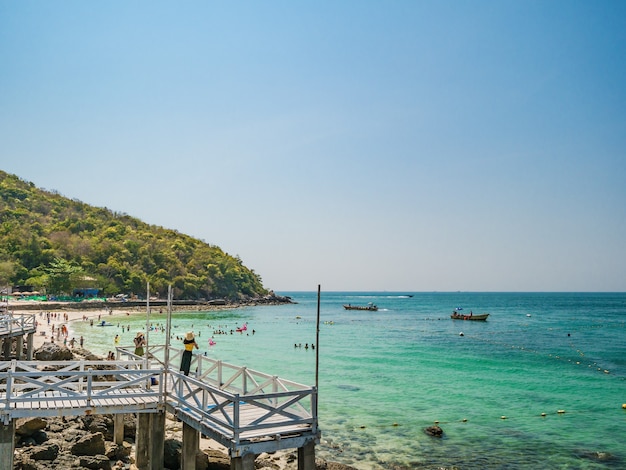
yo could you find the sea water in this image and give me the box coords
[68,292,626,469]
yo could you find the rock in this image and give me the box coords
[424,425,444,437]
[204,449,230,469]
[16,417,48,436]
[82,415,114,440]
[106,441,132,460]
[323,462,360,470]
[163,438,182,469]
[18,436,37,447]
[123,414,137,438]
[16,457,39,470]
[78,454,112,469]
[34,342,74,361]
[195,449,209,470]
[31,429,48,444]
[26,442,60,461]
[71,432,106,456]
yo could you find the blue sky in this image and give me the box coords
[1,1,625,292]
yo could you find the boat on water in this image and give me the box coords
[344,303,378,311]
[450,308,489,321]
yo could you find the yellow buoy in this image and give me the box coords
[501,416,507,420]
[434,420,439,424]
[541,413,547,417]
[461,418,467,422]
[557,409,565,414]
[622,404,626,409]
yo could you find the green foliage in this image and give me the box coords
[0,170,267,299]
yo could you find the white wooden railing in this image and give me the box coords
[115,344,318,444]
[0,345,317,449]
[0,313,37,336]
[0,359,163,422]
[168,369,316,445]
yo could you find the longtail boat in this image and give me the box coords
[344,303,378,311]
[450,310,489,321]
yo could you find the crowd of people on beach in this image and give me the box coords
[34,311,276,374]
[39,311,84,349]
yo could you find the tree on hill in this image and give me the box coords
[0,170,267,300]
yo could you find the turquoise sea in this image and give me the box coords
[68,292,626,469]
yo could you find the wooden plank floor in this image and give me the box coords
[0,388,160,414]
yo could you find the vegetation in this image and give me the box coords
[0,170,267,300]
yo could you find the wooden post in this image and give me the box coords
[230,452,255,470]
[149,412,165,470]
[297,441,316,470]
[113,414,124,445]
[136,414,151,469]
[0,420,15,468]
[181,421,199,470]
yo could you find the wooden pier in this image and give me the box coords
[0,313,37,361]
[0,323,319,469]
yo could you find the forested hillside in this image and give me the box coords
[0,170,267,300]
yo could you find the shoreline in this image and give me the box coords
[5,298,291,351]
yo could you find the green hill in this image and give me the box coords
[0,170,267,300]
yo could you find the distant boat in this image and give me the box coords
[344,303,378,311]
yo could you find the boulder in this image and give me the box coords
[82,415,114,440]
[34,342,74,361]
[31,429,48,445]
[77,454,112,469]
[15,457,39,470]
[26,442,60,461]
[71,432,106,456]
[105,441,132,460]
[204,449,229,469]
[16,417,48,436]
[424,425,444,437]
[163,438,182,469]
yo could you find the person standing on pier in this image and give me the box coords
[134,332,146,356]
[180,331,198,376]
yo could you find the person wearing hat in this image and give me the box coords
[180,331,199,376]
[134,332,146,356]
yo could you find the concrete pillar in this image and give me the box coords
[113,414,124,445]
[297,441,316,470]
[149,412,165,470]
[0,420,15,468]
[16,336,23,360]
[136,413,151,470]
[230,452,255,470]
[181,421,199,470]
[26,333,34,360]
[2,338,11,360]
